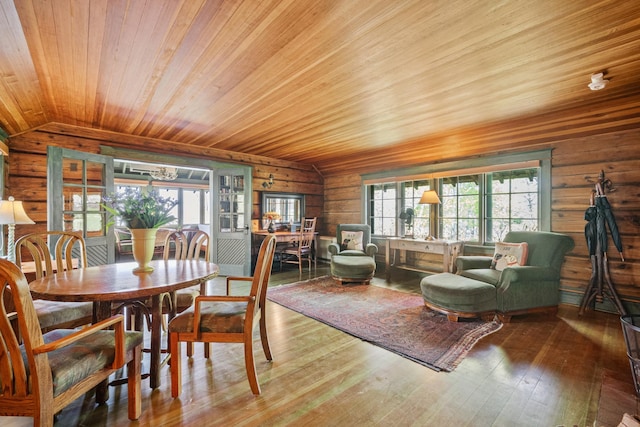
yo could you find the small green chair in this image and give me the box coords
[328,224,378,284]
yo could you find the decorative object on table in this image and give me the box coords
[267,276,502,372]
[0,196,35,263]
[262,211,280,233]
[103,188,177,273]
[0,259,143,425]
[399,207,414,238]
[418,189,441,240]
[580,170,626,315]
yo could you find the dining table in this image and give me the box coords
[29,259,219,394]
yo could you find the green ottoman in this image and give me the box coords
[420,273,496,321]
[331,255,376,284]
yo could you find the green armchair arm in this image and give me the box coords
[456,256,492,271]
[328,242,378,257]
[328,242,340,255]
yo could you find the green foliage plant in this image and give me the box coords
[103,188,178,229]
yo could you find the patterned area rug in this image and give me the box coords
[267,276,503,372]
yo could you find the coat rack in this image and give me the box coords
[579,170,626,315]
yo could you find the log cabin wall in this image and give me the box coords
[323,127,640,310]
[6,124,324,237]
[6,123,640,310]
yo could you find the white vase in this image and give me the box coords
[130,228,158,273]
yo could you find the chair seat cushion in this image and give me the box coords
[33,300,93,331]
[331,255,376,281]
[169,301,248,334]
[28,329,143,397]
[420,273,497,313]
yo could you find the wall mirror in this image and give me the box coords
[261,192,305,228]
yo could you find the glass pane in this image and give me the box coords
[490,194,510,218]
[86,161,105,187]
[87,191,103,212]
[62,158,83,184]
[70,213,84,232]
[458,195,478,218]
[441,197,457,217]
[220,194,230,213]
[511,193,537,219]
[220,214,231,232]
[86,213,104,233]
[441,218,457,240]
[233,175,244,192]
[488,219,510,242]
[458,219,479,241]
[489,172,510,193]
[183,190,201,224]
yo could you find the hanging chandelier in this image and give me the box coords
[150,166,178,181]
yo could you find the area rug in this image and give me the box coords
[267,276,503,372]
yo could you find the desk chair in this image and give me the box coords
[278,217,316,273]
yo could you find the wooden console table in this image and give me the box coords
[385,238,463,280]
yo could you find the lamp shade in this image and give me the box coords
[419,190,441,205]
[0,196,35,225]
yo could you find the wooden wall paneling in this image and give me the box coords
[8,127,325,239]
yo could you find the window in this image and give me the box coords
[369,183,397,235]
[485,169,538,242]
[363,151,549,245]
[440,175,480,242]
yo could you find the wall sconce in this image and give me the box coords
[0,196,35,262]
[418,190,441,240]
[262,174,274,189]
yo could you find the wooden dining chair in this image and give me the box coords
[280,217,317,274]
[168,234,277,397]
[0,259,143,426]
[14,231,93,332]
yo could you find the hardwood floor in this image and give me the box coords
[3,264,635,426]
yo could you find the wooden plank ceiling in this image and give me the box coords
[0,0,639,175]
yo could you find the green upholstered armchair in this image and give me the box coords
[328,224,378,257]
[328,224,378,284]
[456,231,575,319]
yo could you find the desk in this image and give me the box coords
[29,259,219,390]
[252,231,319,268]
[386,238,463,280]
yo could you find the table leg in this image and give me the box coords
[95,301,113,403]
[150,294,162,389]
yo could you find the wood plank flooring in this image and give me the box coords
[2,264,635,426]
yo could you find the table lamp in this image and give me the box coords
[418,190,441,240]
[0,196,35,262]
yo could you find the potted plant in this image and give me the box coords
[103,188,178,273]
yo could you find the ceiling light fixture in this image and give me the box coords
[150,166,178,181]
[588,72,609,91]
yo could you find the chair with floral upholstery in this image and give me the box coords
[14,231,93,332]
[168,234,277,396]
[0,259,143,426]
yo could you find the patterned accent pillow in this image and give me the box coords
[340,231,364,251]
[491,242,528,271]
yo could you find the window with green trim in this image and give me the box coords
[365,164,542,244]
